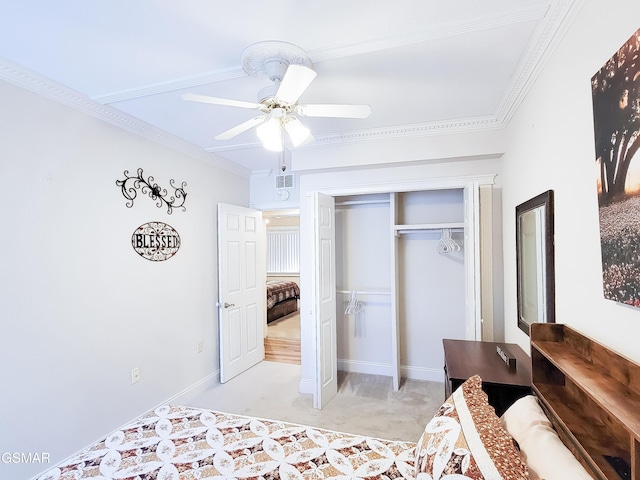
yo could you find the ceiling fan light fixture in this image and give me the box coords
[262,136,283,152]
[256,118,278,141]
[257,118,283,152]
[283,116,311,147]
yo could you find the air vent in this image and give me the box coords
[276,174,295,189]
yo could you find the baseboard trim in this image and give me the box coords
[338,359,393,376]
[168,370,220,405]
[338,359,444,383]
[401,365,444,383]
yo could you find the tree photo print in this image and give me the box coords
[592,27,640,306]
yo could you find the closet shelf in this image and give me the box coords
[394,222,464,234]
[336,198,390,207]
[337,290,392,296]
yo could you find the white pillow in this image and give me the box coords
[501,396,592,480]
[518,423,592,480]
[500,395,552,444]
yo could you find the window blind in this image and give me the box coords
[266,228,300,273]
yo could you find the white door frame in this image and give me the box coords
[299,174,494,404]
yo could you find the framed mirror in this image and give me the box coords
[516,190,555,335]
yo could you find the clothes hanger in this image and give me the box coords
[436,228,460,254]
[345,290,364,314]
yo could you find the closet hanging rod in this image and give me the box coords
[394,222,464,235]
[336,290,392,296]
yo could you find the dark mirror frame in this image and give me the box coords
[516,190,555,335]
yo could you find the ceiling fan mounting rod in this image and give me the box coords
[262,58,289,83]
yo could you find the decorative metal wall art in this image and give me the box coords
[117,168,187,214]
[131,222,181,261]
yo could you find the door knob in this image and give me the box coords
[223,302,235,308]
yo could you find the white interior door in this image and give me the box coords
[313,192,337,409]
[217,203,265,383]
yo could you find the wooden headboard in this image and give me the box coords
[530,323,640,480]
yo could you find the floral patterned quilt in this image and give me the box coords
[38,404,417,480]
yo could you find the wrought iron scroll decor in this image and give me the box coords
[116,168,187,214]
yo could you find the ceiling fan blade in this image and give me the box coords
[182,93,262,110]
[214,116,265,140]
[276,64,318,104]
[297,103,371,118]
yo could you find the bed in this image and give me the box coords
[38,406,417,480]
[266,280,299,324]
[38,323,639,480]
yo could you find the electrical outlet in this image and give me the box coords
[197,340,203,353]
[131,367,140,384]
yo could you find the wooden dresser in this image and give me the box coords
[443,339,532,416]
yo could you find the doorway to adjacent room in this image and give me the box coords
[263,209,301,364]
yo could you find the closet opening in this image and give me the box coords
[263,209,301,364]
[300,174,493,407]
[334,189,467,389]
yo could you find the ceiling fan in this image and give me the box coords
[182,41,371,151]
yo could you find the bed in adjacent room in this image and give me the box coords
[266,280,299,324]
[38,323,639,480]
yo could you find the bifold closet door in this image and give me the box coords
[313,192,337,409]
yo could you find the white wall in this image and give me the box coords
[0,80,249,479]
[502,0,640,363]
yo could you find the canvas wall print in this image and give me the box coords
[592,27,640,306]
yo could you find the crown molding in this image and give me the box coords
[495,0,584,124]
[205,115,502,153]
[312,116,502,146]
[0,57,251,178]
[90,4,549,105]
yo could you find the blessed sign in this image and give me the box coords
[132,222,181,261]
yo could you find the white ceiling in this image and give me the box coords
[0,1,577,174]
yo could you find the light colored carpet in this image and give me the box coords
[187,361,444,443]
[267,312,300,340]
